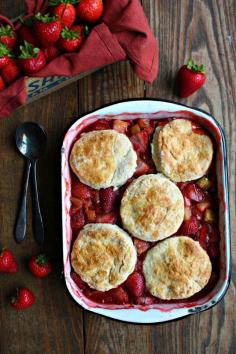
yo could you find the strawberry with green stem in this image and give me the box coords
[49,0,78,28]
[0,24,17,49]
[177,59,206,98]
[0,42,12,70]
[29,254,52,278]
[34,12,62,47]
[1,59,21,84]
[17,41,46,74]
[58,25,88,52]
[18,17,39,47]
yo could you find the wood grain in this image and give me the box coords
[0,0,236,353]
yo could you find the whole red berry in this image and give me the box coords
[0,24,17,49]
[76,0,103,23]
[0,42,11,70]
[177,59,206,98]
[125,272,145,297]
[17,41,46,75]
[50,2,76,28]
[29,254,52,278]
[34,12,62,47]
[0,248,18,273]
[11,288,35,310]
[1,59,21,84]
[58,25,86,53]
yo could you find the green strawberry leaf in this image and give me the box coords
[36,254,49,266]
[0,42,11,57]
[0,24,15,38]
[61,26,81,39]
[187,59,205,73]
[18,41,40,59]
[35,12,57,23]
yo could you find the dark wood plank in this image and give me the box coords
[0,84,85,354]
[142,0,236,353]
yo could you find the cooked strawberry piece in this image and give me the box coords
[135,259,143,272]
[184,207,192,220]
[191,205,203,220]
[112,120,129,134]
[196,200,211,212]
[179,218,200,235]
[135,296,156,305]
[133,238,150,255]
[90,189,100,204]
[130,130,149,154]
[184,183,205,202]
[137,118,150,129]
[125,272,145,297]
[70,197,83,209]
[176,182,188,191]
[89,290,113,304]
[95,212,117,224]
[109,287,129,304]
[100,187,118,213]
[71,271,87,290]
[134,158,150,176]
[200,222,218,244]
[130,123,141,135]
[71,209,85,230]
[92,119,110,130]
[72,180,91,199]
[85,207,96,222]
[184,196,191,207]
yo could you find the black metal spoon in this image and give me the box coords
[15,122,47,246]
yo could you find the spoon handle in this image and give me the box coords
[31,161,44,246]
[15,159,31,243]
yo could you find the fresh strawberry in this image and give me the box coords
[58,25,86,52]
[134,158,150,176]
[125,272,145,297]
[179,217,200,236]
[18,24,39,47]
[92,119,110,130]
[133,238,150,255]
[109,287,129,304]
[177,59,206,98]
[100,187,117,213]
[95,212,117,224]
[0,42,11,70]
[29,254,52,278]
[0,76,5,90]
[17,41,46,74]
[0,24,17,49]
[112,120,129,134]
[1,59,21,84]
[50,1,76,28]
[71,271,87,290]
[0,249,18,273]
[71,208,85,230]
[130,130,149,154]
[34,13,62,47]
[184,182,205,202]
[42,44,60,61]
[76,0,103,23]
[11,288,35,310]
[72,180,91,199]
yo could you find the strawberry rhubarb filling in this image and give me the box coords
[69,117,220,307]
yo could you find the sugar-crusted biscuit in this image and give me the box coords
[70,130,137,189]
[71,224,137,291]
[151,119,213,182]
[120,174,184,242]
[143,236,212,300]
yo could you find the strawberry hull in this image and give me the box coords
[62,100,230,324]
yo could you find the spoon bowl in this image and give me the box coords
[16,122,47,161]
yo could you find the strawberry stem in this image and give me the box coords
[48,0,79,5]
[18,41,40,59]
[0,42,11,57]
[36,254,49,266]
[61,26,81,39]
[187,59,205,73]
[0,24,15,38]
[35,12,57,23]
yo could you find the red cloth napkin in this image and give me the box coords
[0,0,158,119]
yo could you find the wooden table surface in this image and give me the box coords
[0,1,235,353]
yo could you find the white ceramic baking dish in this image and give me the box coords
[61,100,230,324]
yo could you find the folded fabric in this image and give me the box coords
[0,0,158,119]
